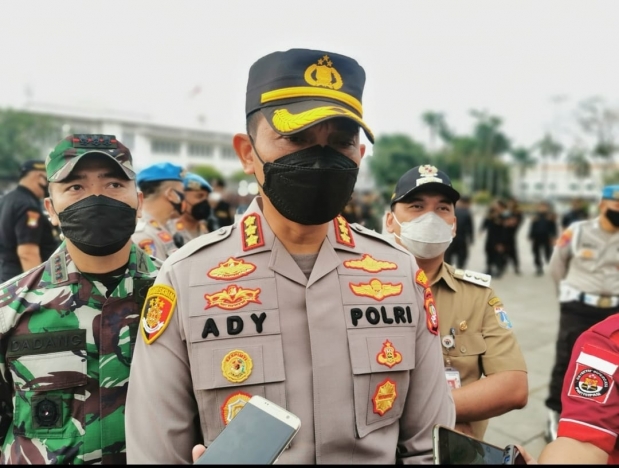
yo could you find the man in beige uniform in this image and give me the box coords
[168,172,212,248]
[126,48,455,464]
[384,165,528,441]
[132,162,186,261]
[544,184,619,441]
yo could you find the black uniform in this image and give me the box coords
[0,186,59,282]
[445,204,474,269]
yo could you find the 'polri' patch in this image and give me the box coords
[141,284,177,344]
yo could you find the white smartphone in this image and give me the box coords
[432,424,518,465]
[194,395,301,465]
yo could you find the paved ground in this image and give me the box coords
[465,209,559,459]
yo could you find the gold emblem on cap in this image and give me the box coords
[304,55,343,90]
[416,164,442,187]
[187,179,201,190]
[221,350,253,383]
[459,321,468,331]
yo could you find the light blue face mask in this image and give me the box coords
[393,211,454,259]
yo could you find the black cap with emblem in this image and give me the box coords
[245,48,374,143]
[390,164,460,208]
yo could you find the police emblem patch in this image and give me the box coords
[376,340,402,368]
[138,239,156,257]
[204,284,262,310]
[494,307,512,329]
[556,229,572,248]
[26,211,40,228]
[221,350,253,383]
[349,278,403,301]
[141,284,177,344]
[568,348,618,404]
[372,379,397,416]
[424,288,439,335]
[207,257,257,281]
[343,254,397,273]
[221,391,252,425]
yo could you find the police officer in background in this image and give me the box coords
[207,177,235,231]
[0,134,160,463]
[384,164,528,441]
[545,184,619,442]
[0,160,60,282]
[132,162,186,261]
[126,48,455,464]
[168,172,212,248]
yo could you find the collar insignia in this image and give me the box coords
[415,268,429,288]
[204,284,262,310]
[207,257,257,281]
[241,213,265,251]
[343,254,397,273]
[349,278,402,301]
[334,215,355,247]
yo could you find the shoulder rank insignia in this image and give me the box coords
[377,340,402,368]
[221,391,252,425]
[415,268,429,288]
[488,297,502,307]
[349,278,402,301]
[204,284,262,310]
[221,349,253,383]
[141,284,177,344]
[207,257,257,281]
[334,215,355,247]
[343,254,397,273]
[175,221,184,231]
[372,378,397,416]
[241,213,265,251]
[453,269,491,287]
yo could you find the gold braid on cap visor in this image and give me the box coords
[261,86,363,114]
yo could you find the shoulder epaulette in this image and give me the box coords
[453,269,491,288]
[167,225,235,264]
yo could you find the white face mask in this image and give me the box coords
[392,211,454,259]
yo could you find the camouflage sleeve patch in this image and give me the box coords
[140,284,176,344]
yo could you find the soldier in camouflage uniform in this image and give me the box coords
[132,162,186,261]
[168,172,212,248]
[0,134,160,464]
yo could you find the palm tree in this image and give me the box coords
[534,133,563,198]
[510,146,536,199]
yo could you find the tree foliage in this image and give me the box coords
[0,109,56,179]
[188,164,224,184]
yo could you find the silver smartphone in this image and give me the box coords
[194,395,301,465]
[432,424,521,465]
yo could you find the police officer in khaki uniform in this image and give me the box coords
[168,172,212,248]
[132,162,186,261]
[126,48,455,465]
[544,184,619,441]
[384,165,528,441]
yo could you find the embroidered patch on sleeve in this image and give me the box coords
[26,211,40,228]
[140,284,177,344]
[138,239,156,257]
[567,347,619,404]
[424,287,439,335]
[494,307,513,329]
[557,229,573,248]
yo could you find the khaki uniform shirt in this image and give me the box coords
[549,218,619,295]
[126,197,455,464]
[167,218,208,248]
[132,211,178,261]
[431,263,527,440]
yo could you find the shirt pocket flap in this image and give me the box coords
[9,350,87,391]
[192,335,285,390]
[347,326,416,374]
[446,333,487,357]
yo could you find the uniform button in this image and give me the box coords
[459,321,468,331]
[218,228,226,235]
[460,346,467,353]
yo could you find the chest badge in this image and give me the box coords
[157,231,173,243]
[221,350,253,383]
[204,284,262,310]
[349,278,403,301]
[221,391,252,425]
[376,340,402,368]
[372,378,397,416]
[343,254,397,273]
[207,257,257,281]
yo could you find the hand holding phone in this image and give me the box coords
[193,395,301,465]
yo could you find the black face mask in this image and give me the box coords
[170,190,185,215]
[189,200,211,221]
[605,208,619,227]
[58,195,137,256]
[252,142,359,225]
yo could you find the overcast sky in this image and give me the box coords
[1,0,618,151]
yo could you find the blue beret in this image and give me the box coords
[184,172,212,192]
[602,185,619,201]
[136,162,185,185]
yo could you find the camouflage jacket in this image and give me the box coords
[0,242,159,464]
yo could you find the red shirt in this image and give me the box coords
[557,314,619,463]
